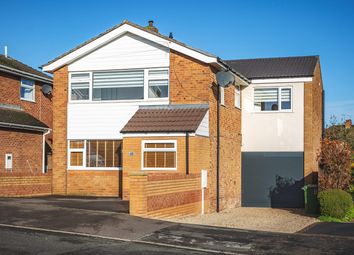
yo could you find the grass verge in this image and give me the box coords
[319,206,354,223]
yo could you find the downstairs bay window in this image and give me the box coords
[142,141,177,170]
[68,140,122,169]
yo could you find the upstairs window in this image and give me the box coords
[142,141,177,170]
[235,85,241,108]
[220,86,225,106]
[254,87,292,112]
[20,79,35,101]
[93,70,144,101]
[148,69,169,98]
[70,73,90,100]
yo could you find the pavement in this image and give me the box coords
[0,197,353,254]
[299,221,354,237]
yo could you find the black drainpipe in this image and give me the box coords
[186,132,189,175]
[216,84,220,212]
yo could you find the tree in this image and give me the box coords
[317,139,352,191]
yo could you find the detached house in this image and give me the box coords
[43,20,323,216]
[0,53,53,196]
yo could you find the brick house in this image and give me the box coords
[42,21,323,216]
[0,54,53,196]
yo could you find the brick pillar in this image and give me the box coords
[52,66,68,195]
[129,172,148,216]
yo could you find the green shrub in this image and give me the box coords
[318,189,352,219]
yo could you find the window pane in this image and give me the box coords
[71,82,89,100]
[22,79,34,86]
[148,70,169,76]
[155,152,165,168]
[93,70,144,101]
[165,152,176,168]
[70,140,84,149]
[148,80,168,98]
[71,73,90,80]
[21,86,34,100]
[70,152,83,166]
[281,88,291,110]
[93,87,143,100]
[254,88,278,111]
[86,140,97,167]
[97,140,105,167]
[144,152,155,168]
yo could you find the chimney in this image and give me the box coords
[4,46,8,58]
[345,119,352,129]
[146,20,158,33]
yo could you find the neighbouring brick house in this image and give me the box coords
[0,54,53,196]
[42,20,323,217]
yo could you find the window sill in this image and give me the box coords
[252,110,293,114]
[68,98,169,104]
[20,98,36,103]
[142,168,177,171]
[67,167,122,171]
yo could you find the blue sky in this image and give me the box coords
[1,0,353,123]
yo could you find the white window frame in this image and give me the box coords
[20,78,35,102]
[235,85,241,109]
[141,140,177,171]
[68,68,169,104]
[146,69,169,100]
[5,153,13,170]
[68,72,91,102]
[220,86,225,106]
[67,140,121,170]
[253,86,293,113]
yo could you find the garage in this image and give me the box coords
[241,152,304,208]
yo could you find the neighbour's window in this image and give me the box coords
[235,85,241,108]
[220,86,225,106]
[254,87,292,111]
[5,153,13,170]
[86,140,122,167]
[70,73,90,100]
[20,79,35,101]
[93,70,144,101]
[148,69,169,98]
[142,141,177,170]
[68,140,122,168]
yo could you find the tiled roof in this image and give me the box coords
[225,56,319,79]
[121,104,208,133]
[0,54,52,82]
[0,106,48,130]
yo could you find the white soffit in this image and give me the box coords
[251,77,313,84]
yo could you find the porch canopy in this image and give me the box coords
[121,104,208,134]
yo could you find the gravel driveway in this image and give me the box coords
[171,207,319,233]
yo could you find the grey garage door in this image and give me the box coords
[241,152,304,208]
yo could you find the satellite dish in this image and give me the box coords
[41,84,53,95]
[216,71,234,87]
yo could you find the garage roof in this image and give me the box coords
[225,56,319,79]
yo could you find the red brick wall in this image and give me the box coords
[0,128,43,174]
[52,66,68,195]
[0,71,52,128]
[304,62,323,183]
[129,172,202,218]
[0,173,51,197]
[170,50,242,211]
